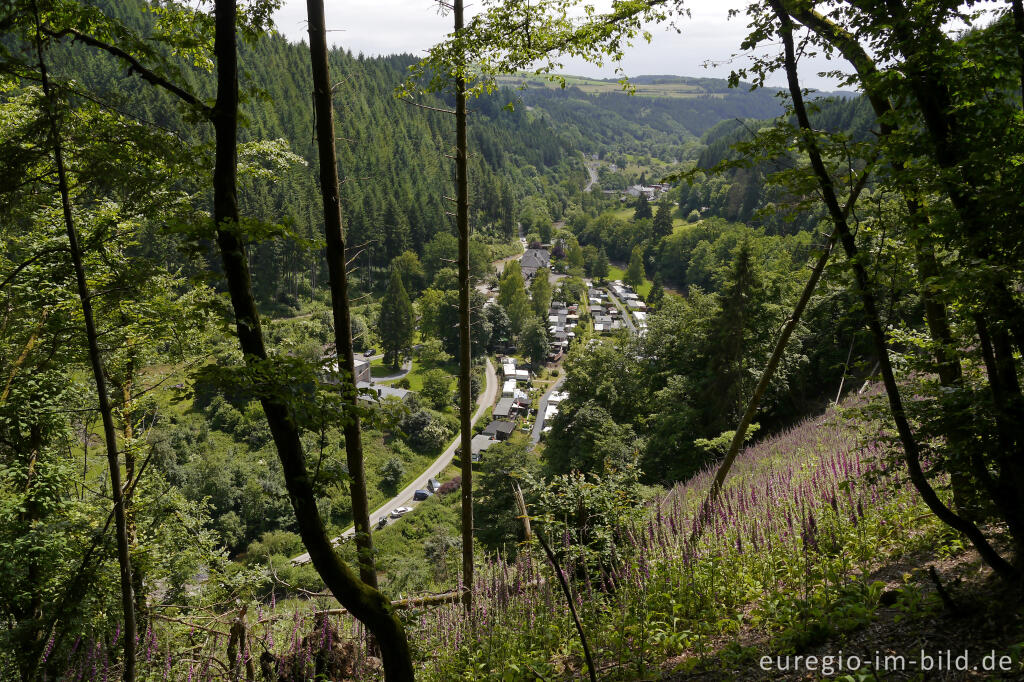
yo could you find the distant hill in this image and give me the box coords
[494,73,786,159]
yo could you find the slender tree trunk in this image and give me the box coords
[770,0,1017,580]
[32,9,137,678]
[1008,0,1024,106]
[693,229,838,540]
[209,2,413,676]
[17,425,44,681]
[116,357,149,625]
[454,0,475,611]
[305,0,376,588]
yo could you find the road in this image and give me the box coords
[371,357,412,382]
[531,376,566,444]
[291,358,498,565]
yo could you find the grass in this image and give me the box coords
[377,358,448,393]
[607,265,653,298]
[370,355,406,378]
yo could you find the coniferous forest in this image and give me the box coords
[2,0,1024,680]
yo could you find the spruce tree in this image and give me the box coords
[378,269,414,369]
[706,240,759,427]
[652,198,673,239]
[595,247,610,282]
[633,193,653,220]
[648,271,665,308]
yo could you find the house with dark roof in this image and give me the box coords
[482,420,516,441]
[520,248,551,281]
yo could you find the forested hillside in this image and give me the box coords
[3,0,1024,680]
[37,0,584,304]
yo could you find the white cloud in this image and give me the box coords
[273,0,849,90]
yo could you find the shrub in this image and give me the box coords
[246,530,303,564]
[437,476,461,495]
[417,420,451,452]
[378,456,405,492]
[687,209,700,223]
[421,369,452,410]
[207,395,242,433]
[399,409,453,452]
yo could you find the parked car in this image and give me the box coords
[413,489,432,501]
[427,478,441,493]
[389,506,412,518]
[364,348,376,357]
[376,516,388,529]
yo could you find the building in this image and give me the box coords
[520,248,551,281]
[470,434,496,462]
[493,397,517,419]
[374,385,412,401]
[354,359,371,383]
[321,356,372,386]
[543,404,559,430]
[356,381,414,405]
[482,420,516,441]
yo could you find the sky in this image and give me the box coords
[271,0,847,91]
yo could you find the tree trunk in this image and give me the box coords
[32,7,137,678]
[769,0,1017,581]
[693,228,838,540]
[1012,0,1024,106]
[209,2,413,677]
[454,0,475,611]
[305,0,376,588]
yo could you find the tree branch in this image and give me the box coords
[42,26,213,118]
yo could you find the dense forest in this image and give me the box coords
[3,0,1024,680]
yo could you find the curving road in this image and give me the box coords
[291,358,497,565]
[371,357,412,382]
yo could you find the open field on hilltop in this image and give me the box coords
[496,74,725,99]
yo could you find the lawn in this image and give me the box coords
[377,358,455,394]
[607,264,653,298]
[371,355,406,378]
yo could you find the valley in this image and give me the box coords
[3,0,1024,680]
